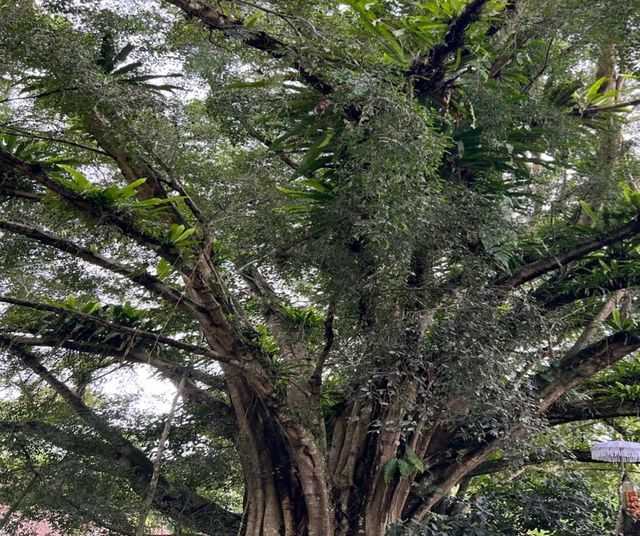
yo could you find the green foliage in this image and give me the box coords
[383,457,400,483]
[344,0,407,66]
[445,123,550,199]
[167,223,197,247]
[606,308,635,332]
[608,381,640,401]
[574,76,618,109]
[546,80,582,109]
[0,135,74,172]
[412,472,615,536]
[52,165,184,215]
[383,446,427,483]
[255,324,280,356]
[2,0,640,533]
[320,373,345,413]
[156,258,174,280]
[279,304,324,328]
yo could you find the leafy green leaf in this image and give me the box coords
[168,224,185,242]
[397,458,413,478]
[57,164,94,193]
[175,227,196,244]
[156,258,173,279]
[579,201,598,225]
[344,0,406,66]
[585,76,609,105]
[245,10,263,28]
[117,178,147,199]
[133,196,186,209]
[405,446,425,473]
[383,458,399,483]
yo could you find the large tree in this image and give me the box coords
[1,0,640,534]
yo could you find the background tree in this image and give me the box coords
[1,0,640,534]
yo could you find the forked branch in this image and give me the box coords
[494,216,640,290]
[0,146,190,269]
[0,298,235,365]
[0,218,204,315]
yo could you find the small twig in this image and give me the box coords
[135,374,187,536]
[235,0,303,36]
[0,126,109,156]
[309,303,335,393]
[523,37,554,93]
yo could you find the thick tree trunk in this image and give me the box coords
[220,378,487,536]
[228,374,334,536]
[240,433,489,536]
[229,379,295,536]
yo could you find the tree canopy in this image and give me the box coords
[1,0,640,535]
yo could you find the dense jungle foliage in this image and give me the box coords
[1,0,640,534]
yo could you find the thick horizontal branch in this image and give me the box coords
[471,449,599,476]
[0,146,189,269]
[0,345,240,534]
[572,97,640,117]
[164,0,333,95]
[535,329,640,413]
[494,216,640,290]
[0,297,235,365]
[0,218,204,315]
[546,394,640,425]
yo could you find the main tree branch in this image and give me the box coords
[0,298,236,366]
[546,394,640,425]
[0,146,190,269]
[0,218,204,316]
[535,329,640,413]
[163,0,333,95]
[408,0,491,93]
[494,216,640,290]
